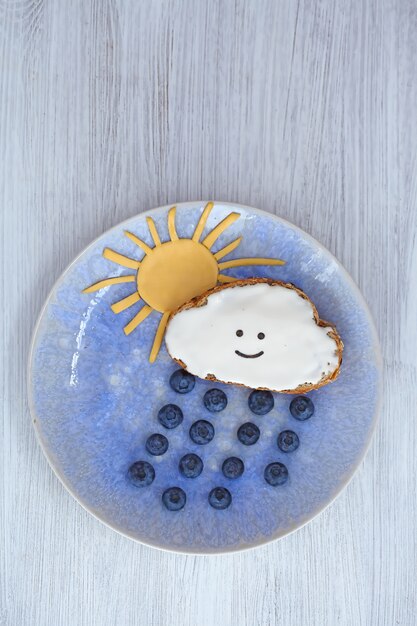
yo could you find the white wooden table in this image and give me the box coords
[1,1,416,624]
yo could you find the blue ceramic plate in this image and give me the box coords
[29,202,381,554]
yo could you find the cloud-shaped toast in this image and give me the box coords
[165,279,343,393]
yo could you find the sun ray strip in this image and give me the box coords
[103,248,140,269]
[82,275,136,293]
[202,212,240,249]
[111,291,141,314]
[192,201,214,241]
[124,230,152,255]
[149,312,170,363]
[123,305,153,336]
[218,274,238,283]
[218,257,285,270]
[146,217,161,246]
[213,237,242,260]
[168,206,178,241]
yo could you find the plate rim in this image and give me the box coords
[27,200,383,555]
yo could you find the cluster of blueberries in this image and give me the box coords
[127,369,315,511]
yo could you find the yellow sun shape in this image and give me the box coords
[83,202,285,362]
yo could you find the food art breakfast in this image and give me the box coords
[81,203,344,512]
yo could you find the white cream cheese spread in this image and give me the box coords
[165,281,341,392]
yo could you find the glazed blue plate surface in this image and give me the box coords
[29,202,381,553]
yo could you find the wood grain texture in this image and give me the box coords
[1,1,416,624]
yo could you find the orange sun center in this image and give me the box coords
[137,240,218,313]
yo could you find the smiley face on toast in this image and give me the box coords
[165,279,343,393]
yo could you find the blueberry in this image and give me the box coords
[289,396,315,420]
[158,404,183,429]
[277,430,299,452]
[169,369,196,394]
[162,487,186,511]
[237,422,260,445]
[127,461,155,487]
[208,487,232,510]
[203,388,228,412]
[248,390,274,415]
[222,457,244,479]
[189,420,215,444]
[179,453,203,478]
[264,462,289,486]
[146,433,169,456]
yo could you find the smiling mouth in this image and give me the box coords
[235,350,264,359]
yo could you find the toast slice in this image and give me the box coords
[165,278,343,394]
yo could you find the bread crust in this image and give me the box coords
[166,278,344,394]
